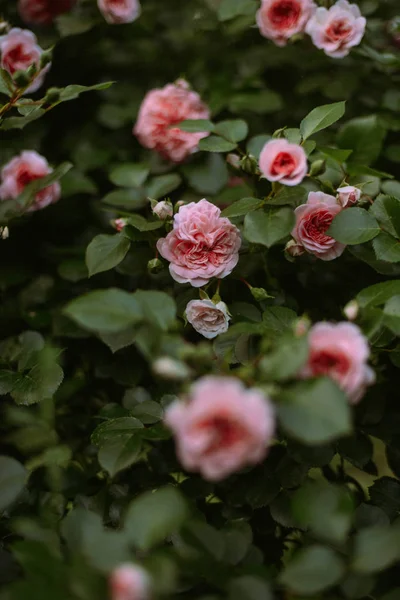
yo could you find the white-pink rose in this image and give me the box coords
[0,28,49,93]
[257,0,316,46]
[259,139,308,187]
[18,0,76,25]
[165,376,275,481]
[300,322,375,403]
[110,564,149,600]
[152,200,173,220]
[98,0,141,25]
[292,191,345,261]
[186,299,230,339]
[134,79,210,163]
[337,185,361,208]
[157,199,241,287]
[306,0,366,58]
[0,151,61,211]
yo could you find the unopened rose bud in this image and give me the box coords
[0,21,10,34]
[285,239,305,258]
[175,200,185,212]
[13,70,31,87]
[293,316,311,336]
[147,258,163,274]
[0,226,9,240]
[226,153,241,169]
[26,63,38,78]
[309,159,326,177]
[337,186,361,208]
[44,88,61,104]
[110,564,149,600]
[112,218,128,232]
[240,154,259,175]
[152,200,173,220]
[40,48,53,69]
[343,300,359,321]
[153,357,191,380]
[250,287,273,303]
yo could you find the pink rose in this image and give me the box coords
[98,0,141,25]
[18,0,76,25]
[259,139,308,187]
[0,151,61,211]
[0,28,49,93]
[292,191,345,261]
[152,200,173,220]
[134,79,210,163]
[306,0,366,58]
[165,376,275,481]
[112,218,128,231]
[256,0,316,46]
[337,185,361,208]
[186,299,230,339]
[300,322,375,403]
[110,565,149,600]
[157,199,241,287]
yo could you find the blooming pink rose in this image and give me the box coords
[300,322,375,403]
[292,191,345,261]
[259,139,308,186]
[186,299,230,339]
[165,376,275,481]
[18,0,76,25]
[306,0,366,58]
[98,0,141,25]
[0,151,61,211]
[256,0,316,46]
[110,565,149,600]
[0,28,49,93]
[134,79,210,163]
[157,199,241,287]
[337,185,361,208]
[152,200,173,220]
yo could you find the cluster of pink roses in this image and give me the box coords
[17,0,141,26]
[257,0,366,58]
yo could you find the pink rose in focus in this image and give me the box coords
[259,139,308,186]
[152,200,173,220]
[0,28,49,93]
[257,0,316,46]
[306,0,366,58]
[292,191,345,261]
[300,322,375,403]
[165,376,275,481]
[134,80,210,163]
[0,151,61,211]
[98,0,141,25]
[18,0,76,25]
[186,299,230,339]
[337,185,361,208]
[157,199,241,287]
[110,564,149,600]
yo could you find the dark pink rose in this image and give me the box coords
[98,0,141,25]
[0,28,49,93]
[259,138,308,186]
[257,0,316,46]
[18,0,76,25]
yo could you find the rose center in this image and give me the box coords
[306,211,333,241]
[310,350,350,376]
[326,19,352,42]
[268,0,301,29]
[201,417,244,453]
[17,167,42,188]
[271,151,296,176]
[4,44,32,73]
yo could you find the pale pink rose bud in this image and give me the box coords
[152,200,173,220]
[257,0,316,46]
[0,226,9,240]
[134,80,210,163]
[337,185,361,208]
[185,299,230,339]
[291,191,346,261]
[259,139,308,187]
[175,200,185,211]
[165,376,275,481]
[0,151,61,211]
[110,564,149,600]
[343,300,359,321]
[0,28,50,93]
[226,154,241,169]
[152,357,191,380]
[306,0,366,58]
[112,218,128,231]
[285,239,305,257]
[300,322,375,404]
[157,199,241,287]
[18,0,76,25]
[98,0,141,25]
[294,316,311,336]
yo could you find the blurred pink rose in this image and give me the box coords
[257,0,316,46]
[186,299,230,339]
[337,185,361,208]
[134,79,210,163]
[0,151,61,211]
[300,322,375,403]
[98,0,141,25]
[157,199,241,287]
[18,0,76,25]
[0,28,49,93]
[110,564,149,600]
[259,139,307,186]
[292,191,345,260]
[165,376,275,481]
[306,0,366,58]
[113,218,128,231]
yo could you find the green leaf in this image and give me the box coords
[246,134,271,158]
[268,186,307,206]
[319,147,353,163]
[352,525,400,573]
[11,346,64,406]
[109,163,149,187]
[382,180,400,198]
[357,280,400,308]
[221,197,261,218]
[127,215,164,231]
[278,378,352,445]
[214,119,248,143]
[228,576,273,600]
[91,417,144,445]
[279,545,345,594]
[338,115,386,166]
[98,435,142,478]
[0,456,27,512]
[300,102,346,140]
[259,335,309,381]
[102,188,146,209]
[370,195,400,238]
[146,174,182,199]
[0,108,46,130]
[229,90,283,114]
[125,486,188,550]
[373,232,400,263]
[369,477,400,519]
[347,164,394,179]
[328,207,380,244]
[57,81,114,102]
[130,400,163,424]
[0,69,13,97]
[244,207,295,248]
[134,290,176,331]
[198,136,237,153]
[177,119,215,132]
[183,153,228,195]
[217,0,257,21]
[86,233,130,277]
[383,295,400,336]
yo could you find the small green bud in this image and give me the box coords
[40,48,53,69]
[250,287,274,302]
[26,63,37,78]
[147,258,164,274]
[45,88,61,104]
[309,159,326,177]
[240,154,259,175]
[13,70,31,88]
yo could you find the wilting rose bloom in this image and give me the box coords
[292,191,345,261]
[337,185,361,208]
[259,139,308,186]
[165,376,275,481]
[306,0,366,58]
[257,0,316,46]
[0,151,61,211]
[186,299,230,339]
[134,79,210,163]
[0,28,49,93]
[110,565,149,600]
[300,322,375,403]
[18,0,76,25]
[152,200,173,220]
[98,0,141,24]
[157,199,241,287]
